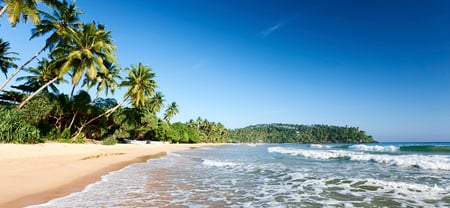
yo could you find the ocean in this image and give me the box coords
[30,142,450,207]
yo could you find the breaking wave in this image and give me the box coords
[349,144,399,152]
[202,159,239,167]
[268,146,450,170]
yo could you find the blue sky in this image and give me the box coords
[1,0,450,142]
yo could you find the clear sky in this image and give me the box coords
[1,0,450,142]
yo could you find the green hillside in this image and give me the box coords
[228,123,376,144]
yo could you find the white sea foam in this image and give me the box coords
[349,144,399,152]
[202,159,239,167]
[267,146,450,170]
[309,144,332,149]
[168,152,181,157]
[364,178,449,193]
[28,144,450,208]
[275,170,449,207]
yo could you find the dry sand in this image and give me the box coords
[0,143,212,207]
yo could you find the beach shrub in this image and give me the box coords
[75,133,84,143]
[57,131,84,143]
[13,124,41,144]
[102,135,117,145]
[45,128,60,141]
[112,129,130,139]
[21,93,57,125]
[61,128,71,140]
[0,108,41,143]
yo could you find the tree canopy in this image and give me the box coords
[228,123,376,144]
[0,0,186,144]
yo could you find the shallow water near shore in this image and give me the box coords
[30,142,450,207]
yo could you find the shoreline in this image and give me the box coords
[0,143,214,208]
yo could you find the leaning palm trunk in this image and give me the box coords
[70,81,78,98]
[71,96,129,140]
[17,76,58,109]
[68,110,78,129]
[0,46,46,92]
[0,4,8,17]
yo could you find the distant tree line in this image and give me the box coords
[168,117,229,143]
[228,123,376,143]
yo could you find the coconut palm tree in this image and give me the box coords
[164,102,179,123]
[15,58,63,93]
[51,22,116,97]
[72,63,157,139]
[30,0,82,49]
[147,91,165,114]
[17,58,62,108]
[0,0,40,26]
[121,63,157,108]
[0,90,24,104]
[83,61,121,100]
[18,22,116,108]
[0,38,19,78]
[0,0,83,92]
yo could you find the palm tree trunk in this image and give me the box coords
[68,110,78,129]
[70,82,78,98]
[0,46,46,92]
[94,90,100,100]
[0,4,8,17]
[18,76,58,109]
[71,96,129,140]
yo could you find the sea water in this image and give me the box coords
[30,142,450,207]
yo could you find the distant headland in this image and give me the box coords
[228,123,376,144]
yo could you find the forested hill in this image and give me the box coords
[228,124,376,144]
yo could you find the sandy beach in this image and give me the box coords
[0,143,212,207]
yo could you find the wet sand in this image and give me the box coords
[0,143,212,207]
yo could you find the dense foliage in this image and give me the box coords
[0,0,193,144]
[228,123,376,144]
[0,107,40,143]
[167,118,229,143]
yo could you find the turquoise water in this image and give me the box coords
[31,142,450,207]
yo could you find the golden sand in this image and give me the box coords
[0,143,212,207]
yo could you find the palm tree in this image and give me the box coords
[0,90,24,104]
[30,0,82,49]
[51,22,116,97]
[0,38,19,78]
[196,116,204,130]
[0,0,40,26]
[71,63,157,139]
[147,91,165,114]
[121,63,157,108]
[187,119,196,129]
[15,58,63,93]
[164,102,179,123]
[83,61,121,100]
[18,22,116,108]
[0,0,83,92]
[17,58,62,108]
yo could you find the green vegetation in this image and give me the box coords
[164,117,229,143]
[0,1,375,145]
[228,124,376,144]
[0,0,197,144]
